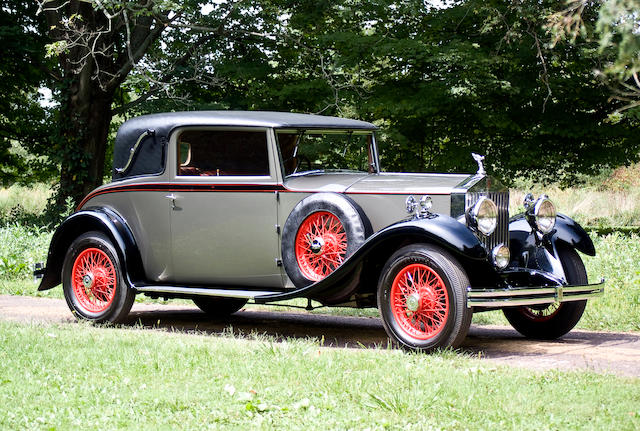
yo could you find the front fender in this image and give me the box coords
[553,214,596,256]
[255,214,486,303]
[387,216,488,260]
[509,213,595,258]
[37,207,143,291]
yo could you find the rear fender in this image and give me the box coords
[37,208,143,291]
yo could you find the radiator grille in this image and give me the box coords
[465,191,509,251]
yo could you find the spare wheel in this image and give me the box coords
[281,193,371,287]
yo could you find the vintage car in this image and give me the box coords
[35,111,604,351]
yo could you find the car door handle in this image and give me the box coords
[165,194,177,210]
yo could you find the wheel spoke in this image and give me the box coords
[389,263,449,340]
[521,303,562,322]
[295,211,347,281]
[71,248,117,314]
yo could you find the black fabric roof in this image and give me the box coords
[112,111,377,180]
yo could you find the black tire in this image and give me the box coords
[62,231,135,323]
[281,193,371,287]
[192,296,247,316]
[377,243,472,351]
[503,247,588,339]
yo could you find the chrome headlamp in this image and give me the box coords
[524,194,556,234]
[468,196,498,236]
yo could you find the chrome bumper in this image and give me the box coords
[467,278,605,308]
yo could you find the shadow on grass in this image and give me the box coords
[4,294,639,376]
[123,305,640,361]
[125,307,392,349]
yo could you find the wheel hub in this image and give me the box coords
[82,273,94,289]
[406,293,421,312]
[310,237,325,255]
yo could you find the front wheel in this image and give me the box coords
[503,247,588,339]
[62,231,135,323]
[377,244,472,351]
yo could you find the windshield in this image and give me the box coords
[277,131,376,177]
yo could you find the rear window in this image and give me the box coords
[177,130,270,177]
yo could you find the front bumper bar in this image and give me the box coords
[467,278,605,308]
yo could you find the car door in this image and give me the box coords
[168,127,283,287]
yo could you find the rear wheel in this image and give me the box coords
[377,244,472,351]
[192,297,247,317]
[62,231,135,323]
[503,247,588,339]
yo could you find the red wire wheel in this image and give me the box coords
[71,248,117,313]
[390,263,449,340]
[294,211,348,281]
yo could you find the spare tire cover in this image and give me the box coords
[281,193,371,288]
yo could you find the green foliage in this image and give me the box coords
[596,1,640,81]
[3,0,640,202]
[163,0,640,185]
[0,224,51,279]
[0,1,57,187]
[581,233,640,331]
[549,0,640,113]
[357,0,640,182]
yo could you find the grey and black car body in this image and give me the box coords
[35,111,605,351]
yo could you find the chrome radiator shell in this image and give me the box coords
[465,190,509,250]
[451,174,509,252]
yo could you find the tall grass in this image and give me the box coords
[509,163,640,227]
[0,183,52,222]
[582,233,640,331]
[0,224,51,279]
[510,186,640,227]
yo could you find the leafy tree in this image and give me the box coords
[549,0,640,113]
[0,1,55,186]
[37,0,276,206]
[356,0,640,183]
[178,0,640,183]
[8,0,638,206]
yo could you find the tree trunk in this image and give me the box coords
[41,1,168,211]
[55,65,115,208]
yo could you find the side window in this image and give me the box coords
[177,130,270,177]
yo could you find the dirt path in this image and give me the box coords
[1,295,639,378]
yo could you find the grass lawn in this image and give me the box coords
[1,321,638,430]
